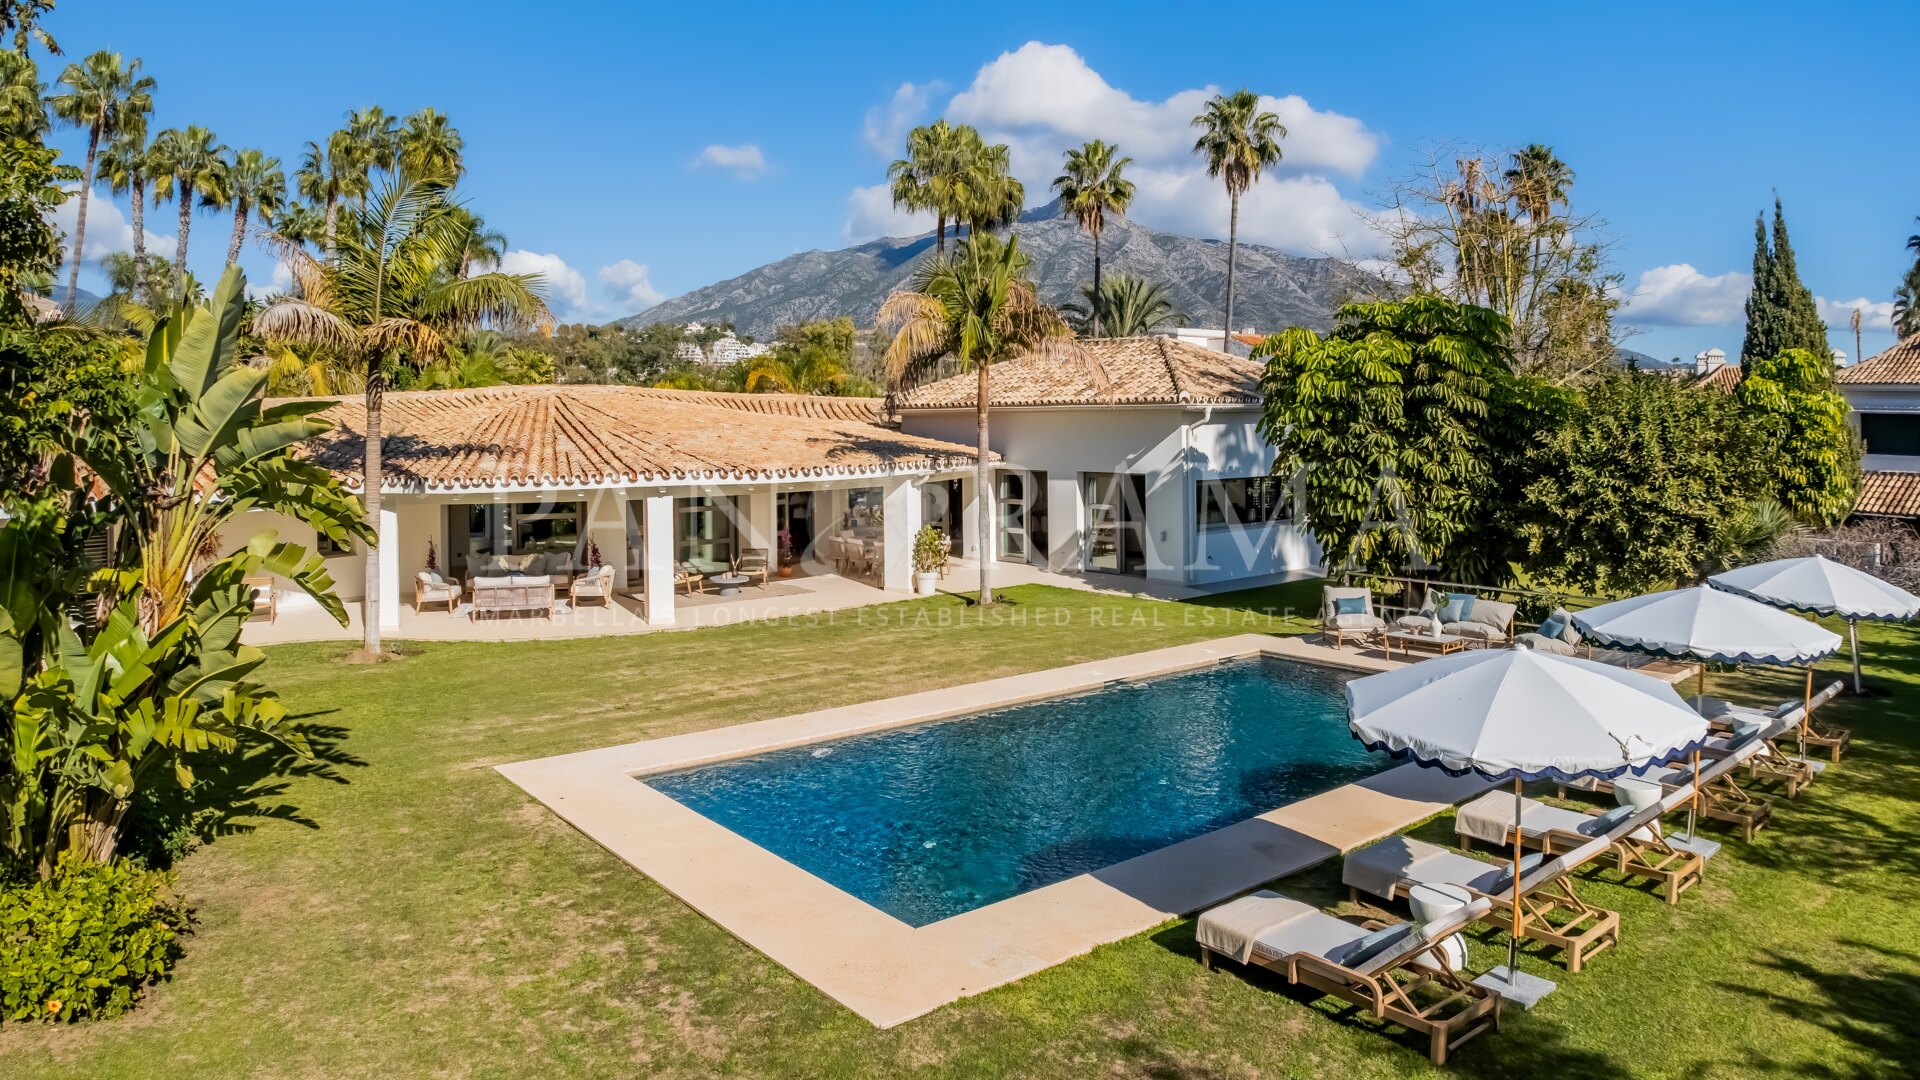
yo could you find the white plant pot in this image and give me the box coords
[914,571,939,596]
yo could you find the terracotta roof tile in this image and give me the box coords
[894,335,1263,409]
[1838,334,1920,385]
[288,385,984,493]
[1857,470,1920,518]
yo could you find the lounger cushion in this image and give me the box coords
[1481,852,1548,896]
[1196,890,1318,965]
[1517,632,1576,655]
[1340,921,1416,968]
[1587,805,1635,834]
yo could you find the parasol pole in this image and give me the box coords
[1687,750,1701,841]
[1509,776,1524,978]
[1800,664,1814,759]
[1849,618,1862,695]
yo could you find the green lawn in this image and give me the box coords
[2,580,1916,1078]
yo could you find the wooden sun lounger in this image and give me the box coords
[1344,834,1621,974]
[1454,791,1705,905]
[1197,891,1501,1065]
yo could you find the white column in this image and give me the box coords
[377,505,401,630]
[961,474,994,562]
[740,488,776,559]
[882,476,922,591]
[643,493,676,625]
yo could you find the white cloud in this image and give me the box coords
[844,42,1382,254]
[47,184,172,265]
[692,143,769,178]
[598,259,664,311]
[245,261,293,300]
[1816,295,1894,333]
[863,81,943,157]
[493,250,590,318]
[843,182,935,243]
[1623,264,1751,326]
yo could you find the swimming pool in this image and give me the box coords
[643,655,1378,926]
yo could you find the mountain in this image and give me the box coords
[616,200,1377,338]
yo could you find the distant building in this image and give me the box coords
[673,321,771,367]
[1838,334,1920,523]
[1159,326,1263,358]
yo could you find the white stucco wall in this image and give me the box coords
[899,406,1321,585]
[214,508,366,610]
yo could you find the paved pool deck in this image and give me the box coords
[499,633,1497,1027]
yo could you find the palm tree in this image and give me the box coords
[0,50,47,141]
[1191,90,1284,345]
[253,175,552,655]
[49,51,154,313]
[98,124,151,303]
[744,344,875,395]
[219,148,285,266]
[274,202,325,253]
[399,107,463,183]
[889,119,972,257]
[1898,221,1920,339]
[448,205,506,277]
[344,106,400,196]
[879,233,1096,605]
[1051,140,1135,336]
[961,140,1024,236]
[296,133,356,259]
[1063,273,1182,338]
[147,125,226,297]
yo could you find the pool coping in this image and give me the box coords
[497,634,1493,1028]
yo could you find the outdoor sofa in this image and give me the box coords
[1321,586,1387,649]
[469,575,556,620]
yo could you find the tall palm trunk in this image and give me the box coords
[65,121,102,314]
[361,361,384,654]
[324,194,338,261]
[975,363,993,606]
[1091,226,1104,337]
[172,186,191,298]
[226,196,249,266]
[128,173,146,306]
[936,213,947,258]
[1222,189,1240,349]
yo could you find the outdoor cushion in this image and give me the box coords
[1435,593,1475,623]
[1588,805,1635,834]
[1466,599,1517,633]
[1517,632,1576,655]
[1481,851,1548,896]
[1333,612,1386,630]
[1537,611,1568,640]
[1333,596,1368,616]
[1444,621,1503,641]
[1396,614,1436,631]
[1197,890,1317,965]
[1340,921,1415,968]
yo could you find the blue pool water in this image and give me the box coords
[643,656,1377,926]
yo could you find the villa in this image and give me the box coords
[224,336,1322,635]
[1839,331,1920,525]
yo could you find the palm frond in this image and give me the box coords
[252,298,356,352]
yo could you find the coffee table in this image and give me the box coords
[709,572,750,597]
[1384,630,1472,659]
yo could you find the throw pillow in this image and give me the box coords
[1537,611,1568,640]
[1340,922,1413,968]
[1333,596,1367,616]
[1436,592,1476,623]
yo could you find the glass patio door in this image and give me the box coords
[996,470,1029,562]
[1083,472,1146,576]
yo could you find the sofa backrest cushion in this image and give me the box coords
[1467,599,1517,632]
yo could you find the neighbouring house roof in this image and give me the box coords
[1838,334,1920,385]
[289,385,985,493]
[1856,470,1920,519]
[893,335,1265,410]
[1696,364,1742,394]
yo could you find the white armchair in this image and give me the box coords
[415,571,462,614]
[572,565,616,606]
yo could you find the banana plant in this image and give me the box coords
[65,265,373,633]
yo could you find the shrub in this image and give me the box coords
[1,859,190,1022]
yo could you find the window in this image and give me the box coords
[315,531,351,557]
[1861,413,1920,457]
[675,495,737,567]
[1197,477,1291,530]
[510,500,583,554]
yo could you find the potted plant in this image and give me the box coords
[776,529,796,578]
[912,525,948,596]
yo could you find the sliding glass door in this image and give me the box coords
[1083,472,1147,576]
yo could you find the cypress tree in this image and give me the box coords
[1740,197,1832,367]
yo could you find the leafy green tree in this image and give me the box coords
[1192,89,1284,343]
[253,175,550,655]
[880,233,1091,604]
[1255,295,1510,576]
[147,124,226,297]
[1734,348,1861,526]
[0,136,75,323]
[1051,139,1134,335]
[215,147,284,266]
[1740,197,1830,365]
[0,0,57,53]
[745,341,874,396]
[0,50,46,141]
[1062,273,1182,337]
[49,51,154,313]
[1513,370,1769,594]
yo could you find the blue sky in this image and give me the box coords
[42,1,1920,361]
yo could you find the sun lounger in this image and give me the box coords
[1196,890,1500,1065]
[1454,790,1705,904]
[1343,832,1620,974]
